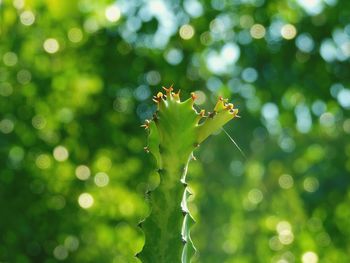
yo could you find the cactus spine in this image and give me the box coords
[138,86,239,262]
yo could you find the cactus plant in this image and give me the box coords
[137,86,239,262]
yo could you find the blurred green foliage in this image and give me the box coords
[1,0,350,262]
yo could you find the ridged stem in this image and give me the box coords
[138,154,195,262]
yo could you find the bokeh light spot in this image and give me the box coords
[262,102,279,120]
[250,24,266,39]
[279,230,294,245]
[75,165,91,180]
[94,172,109,187]
[240,15,254,28]
[242,67,258,83]
[248,188,263,204]
[17,69,32,84]
[184,0,203,18]
[9,146,24,163]
[96,155,112,171]
[269,236,283,251]
[279,174,294,189]
[105,5,121,22]
[164,48,183,65]
[53,146,69,162]
[276,221,292,233]
[58,108,74,123]
[3,52,18,66]
[84,18,99,33]
[221,43,240,64]
[200,31,212,45]
[281,24,297,40]
[179,24,195,40]
[134,85,151,101]
[0,82,13,96]
[302,251,318,263]
[0,119,14,134]
[295,104,312,133]
[64,236,79,252]
[319,112,335,127]
[296,0,324,15]
[43,38,60,54]
[20,11,35,26]
[78,193,94,209]
[146,71,161,85]
[53,245,68,260]
[320,39,337,62]
[36,154,52,169]
[303,177,319,192]
[296,33,314,53]
[311,100,326,116]
[32,115,46,130]
[13,0,24,9]
[337,89,350,109]
[68,28,83,43]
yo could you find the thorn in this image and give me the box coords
[218,96,228,103]
[173,89,181,101]
[218,96,228,105]
[138,220,144,228]
[162,85,174,94]
[153,113,159,122]
[153,92,164,103]
[193,143,200,148]
[181,177,188,187]
[140,119,150,129]
[196,109,206,124]
[191,152,197,161]
[225,103,234,110]
[190,92,197,101]
[208,111,216,119]
[230,108,239,117]
[143,146,150,153]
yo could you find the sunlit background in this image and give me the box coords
[1,0,350,262]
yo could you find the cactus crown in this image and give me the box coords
[144,86,239,167]
[138,86,239,263]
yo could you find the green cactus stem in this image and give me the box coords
[138,86,239,263]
